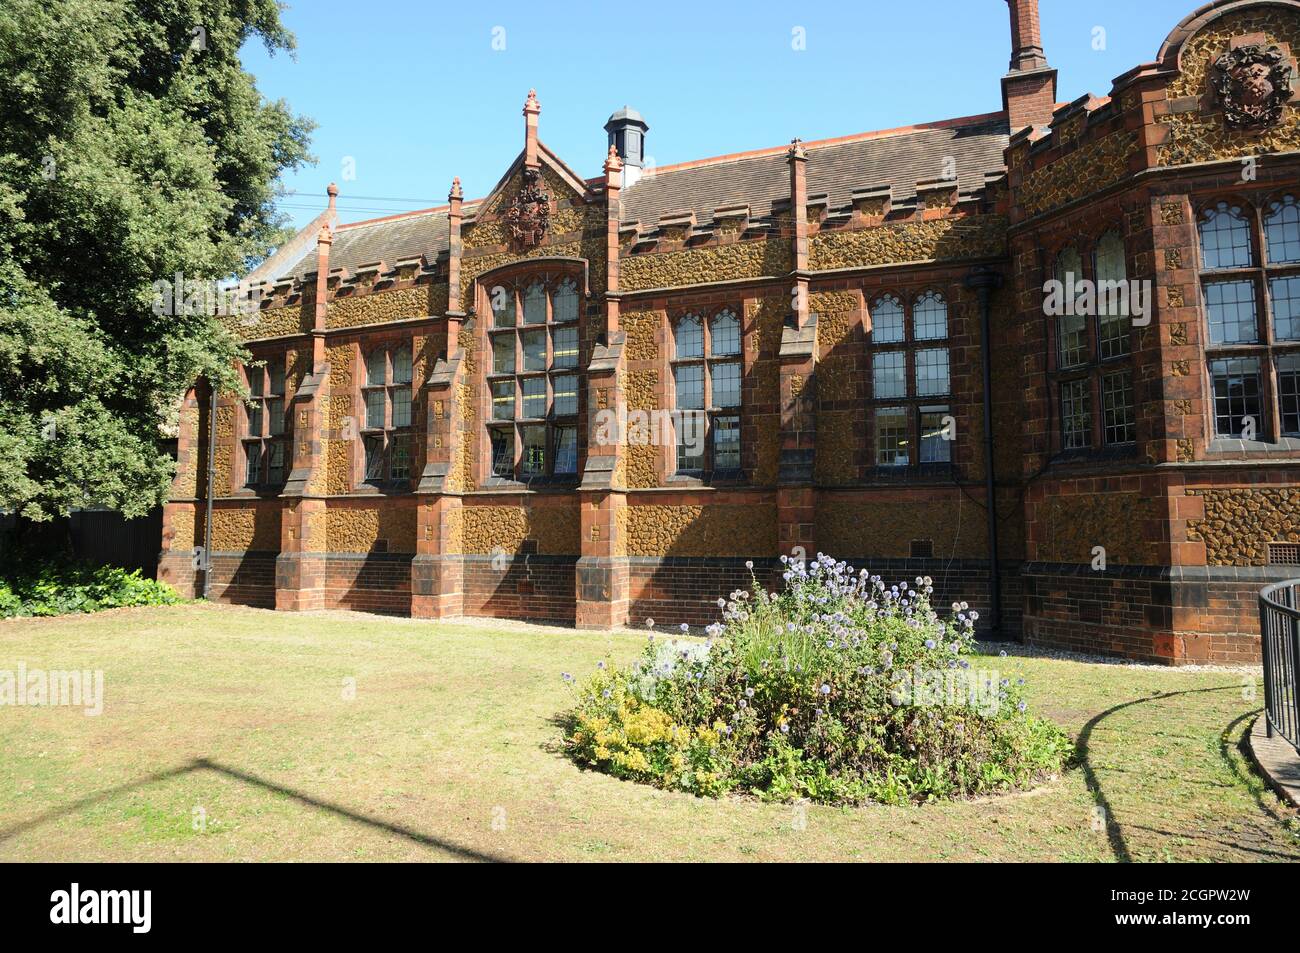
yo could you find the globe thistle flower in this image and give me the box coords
[745,560,754,570]
[645,618,655,628]
[819,683,831,695]
[1017,700,1027,713]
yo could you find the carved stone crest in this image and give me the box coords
[504,167,550,248]
[1212,42,1294,129]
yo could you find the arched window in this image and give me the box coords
[361,343,413,483]
[1199,201,1253,270]
[522,282,548,325]
[486,275,583,480]
[1266,194,1300,264]
[868,290,951,470]
[1093,230,1129,361]
[913,291,948,341]
[671,309,741,472]
[553,277,579,323]
[1048,232,1136,452]
[1055,246,1087,369]
[871,294,904,343]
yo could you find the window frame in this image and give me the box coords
[866,290,954,474]
[360,341,415,486]
[1197,195,1300,443]
[1045,231,1138,456]
[484,273,583,483]
[242,357,290,490]
[669,308,742,476]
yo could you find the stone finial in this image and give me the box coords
[317,223,333,245]
[523,89,541,167]
[326,182,339,211]
[604,143,623,176]
[787,137,807,161]
[449,176,463,202]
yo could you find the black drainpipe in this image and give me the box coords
[965,266,1004,638]
[202,377,217,600]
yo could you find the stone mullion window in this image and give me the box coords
[868,292,951,471]
[1048,233,1136,453]
[671,309,741,475]
[361,342,414,485]
[243,357,289,489]
[486,276,581,481]
[1199,196,1300,442]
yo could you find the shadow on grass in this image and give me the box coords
[0,757,509,863]
[1076,684,1291,863]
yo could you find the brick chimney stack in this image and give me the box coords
[1002,0,1057,134]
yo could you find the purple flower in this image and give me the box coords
[680,623,690,633]
[1017,700,1027,713]
[819,683,831,695]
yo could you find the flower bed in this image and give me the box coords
[562,554,1071,805]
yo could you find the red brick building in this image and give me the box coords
[162,0,1300,663]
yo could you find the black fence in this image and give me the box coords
[0,508,163,578]
[1260,578,1300,752]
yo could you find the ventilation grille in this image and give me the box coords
[1269,543,1300,566]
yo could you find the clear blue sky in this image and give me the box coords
[240,0,1197,230]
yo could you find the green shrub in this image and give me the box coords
[0,552,182,618]
[562,554,1071,805]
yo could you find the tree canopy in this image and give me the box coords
[0,0,313,519]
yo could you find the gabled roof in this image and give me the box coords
[274,110,1010,282]
[278,205,465,281]
[620,111,1009,228]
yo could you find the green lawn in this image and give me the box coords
[0,603,1296,862]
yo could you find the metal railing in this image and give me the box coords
[1260,578,1300,752]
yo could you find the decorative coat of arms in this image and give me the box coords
[504,167,550,249]
[1212,43,1294,129]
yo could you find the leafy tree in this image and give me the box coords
[0,0,313,520]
